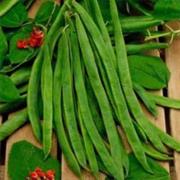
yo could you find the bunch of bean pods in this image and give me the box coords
[1,0,180,179]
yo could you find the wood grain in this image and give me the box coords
[165,21,180,180]
[146,50,169,170]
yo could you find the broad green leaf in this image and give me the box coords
[0,74,20,102]
[8,141,61,180]
[0,2,28,28]
[9,24,34,64]
[125,153,170,180]
[35,0,58,24]
[0,27,8,68]
[129,55,170,89]
[153,0,180,20]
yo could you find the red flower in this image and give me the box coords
[29,172,39,180]
[17,27,44,49]
[17,39,29,49]
[46,170,55,180]
[31,28,44,41]
[35,167,46,179]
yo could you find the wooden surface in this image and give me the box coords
[0,0,180,179]
[166,21,180,180]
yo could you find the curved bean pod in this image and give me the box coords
[41,44,53,158]
[27,50,43,142]
[70,20,122,179]
[0,108,28,141]
[53,32,81,176]
[109,0,166,154]
[73,2,151,173]
[62,29,86,167]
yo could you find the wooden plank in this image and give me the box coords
[165,21,180,180]
[4,123,57,180]
[28,0,42,18]
[146,50,169,170]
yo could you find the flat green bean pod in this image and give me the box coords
[27,50,43,142]
[143,144,173,161]
[0,94,26,114]
[61,28,86,168]
[149,93,180,109]
[70,18,123,178]
[41,44,53,158]
[109,0,166,154]
[0,108,28,141]
[134,83,158,117]
[10,67,31,86]
[53,32,81,176]
[73,2,151,173]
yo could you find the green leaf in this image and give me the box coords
[0,2,28,28]
[8,141,61,180]
[35,0,57,24]
[0,74,20,102]
[125,153,170,180]
[153,0,180,20]
[0,27,8,68]
[129,55,170,90]
[9,24,34,64]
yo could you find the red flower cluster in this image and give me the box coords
[27,167,55,180]
[17,28,44,49]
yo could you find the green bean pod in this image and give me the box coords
[126,42,168,55]
[109,0,166,154]
[27,50,43,142]
[61,29,86,168]
[0,108,28,141]
[90,40,129,175]
[10,67,31,86]
[149,93,180,109]
[143,144,173,161]
[18,84,28,95]
[78,108,99,177]
[156,126,180,152]
[41,44,53,158]
[133,121,148,143]
[0,94,26,114]
[53,32,81,176]
[75,13,125,179]
[70,19,122,179]
[85,81,106,139]
[133,83,158,117]
[121,16,162,32]
[47,0,71,42]
[73,2,151,173]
